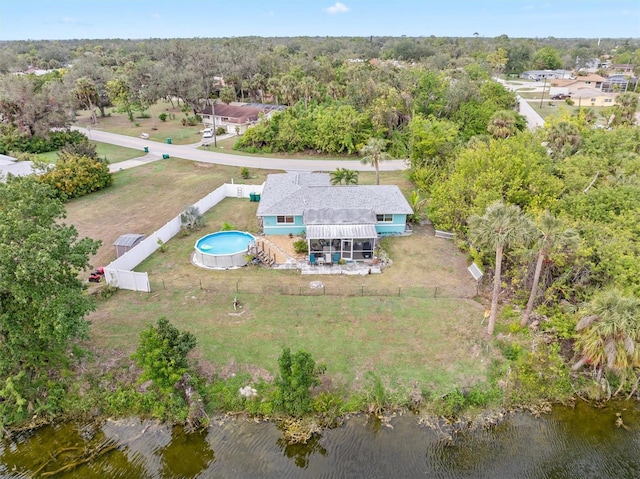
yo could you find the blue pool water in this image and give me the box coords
[195,231,255,255]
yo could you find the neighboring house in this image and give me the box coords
[602,74,631,93]
[199,102,285,134]
[256,172,412,263]
[570,88,616,107]
[520,70,573,80]
[609,64,634,75]
[551,74,607,93]
[0,153,35,179]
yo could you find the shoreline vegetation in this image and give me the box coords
[1,35,639,442]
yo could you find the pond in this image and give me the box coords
[1,401,639,478]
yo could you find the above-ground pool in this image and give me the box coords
[193,231,255,269]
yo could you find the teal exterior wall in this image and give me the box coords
[262,214,407,236]
[262,215,306,236]
[375,214,407,236]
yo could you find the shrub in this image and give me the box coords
[293,239,308,254]
[159,113,168,122]
[221,221,235,231]
[565,98,575,106]
[39,153,112,200]
[131,317,197,395]
[273,348,324,416]
[216,126,226,136]
[240,166,250,179]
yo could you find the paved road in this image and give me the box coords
[75,127,408,173]
[494,77,545,129]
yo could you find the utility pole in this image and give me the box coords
[539,77,547,108]
[212,99,217,147]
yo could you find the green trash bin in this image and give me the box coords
[143,146,149,153]
[162,154,170,159]
[166,138,172,144]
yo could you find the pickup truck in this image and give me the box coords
[551,94,571,100]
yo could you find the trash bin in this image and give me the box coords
[162,154,170,159]
[249,193,256,202]
[254,194,260,201]
[166,138,172,144]
[143,146,149,153]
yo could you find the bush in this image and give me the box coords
[216,127,226,136]
[39,153,112,200]
[240,166,250,179]
[131,317,197,395]
[293,239,308,254]
[159,113,168,122]
[273,348,324,416]
[565,98,575,106]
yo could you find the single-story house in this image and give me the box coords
[256,172,412,263]
[570,88,616,107]
[551,74,607,93]
[200,102,285,134]
[520,70,573,80]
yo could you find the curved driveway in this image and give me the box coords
[74,127,408,173]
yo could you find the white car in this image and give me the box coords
[202,128,213,138]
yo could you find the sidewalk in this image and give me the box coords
[108,153,163,172]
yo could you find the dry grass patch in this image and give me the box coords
[65,159,280,268]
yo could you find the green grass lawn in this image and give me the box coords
[36,141,146,164]
[76,101,203,145]
[66,158,491,397]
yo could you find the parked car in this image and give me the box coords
[202,128,213,138]
[551,94,571,100]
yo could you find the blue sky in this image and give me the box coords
[0,0,638,40]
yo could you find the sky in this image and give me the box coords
[0,0,638,41]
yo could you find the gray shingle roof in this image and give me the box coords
[256,173,412,217]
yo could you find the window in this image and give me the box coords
[604,98,613,103]
[276,216,294,224]
[376,214,393,223]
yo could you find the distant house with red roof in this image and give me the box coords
[199,102,286,134]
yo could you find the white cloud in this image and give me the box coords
[151,13,161,19]
[325,2,349,14]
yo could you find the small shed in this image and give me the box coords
[113,234,145,258]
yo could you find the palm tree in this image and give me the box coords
[330,168,358,185]
[612,92,639,126]
[359,138,392,185]
[573,289,640,391]
[343,169,359,185]
[330,168,345,185]
[407,190,427,224]
[546,120,581,159]
[180,205,203,230]
[521,211,579,326]
[487,110,518,139]
[468,201,535,335]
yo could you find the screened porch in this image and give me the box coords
[306,224,377,265]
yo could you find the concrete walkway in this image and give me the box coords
[75,126,408,173]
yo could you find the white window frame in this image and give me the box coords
[376,214,393,223]
[276,215,295,224]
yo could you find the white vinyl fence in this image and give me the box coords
[104,182,264,292]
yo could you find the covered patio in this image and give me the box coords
[304,208,377,265]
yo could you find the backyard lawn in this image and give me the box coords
[65,160,492,398]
